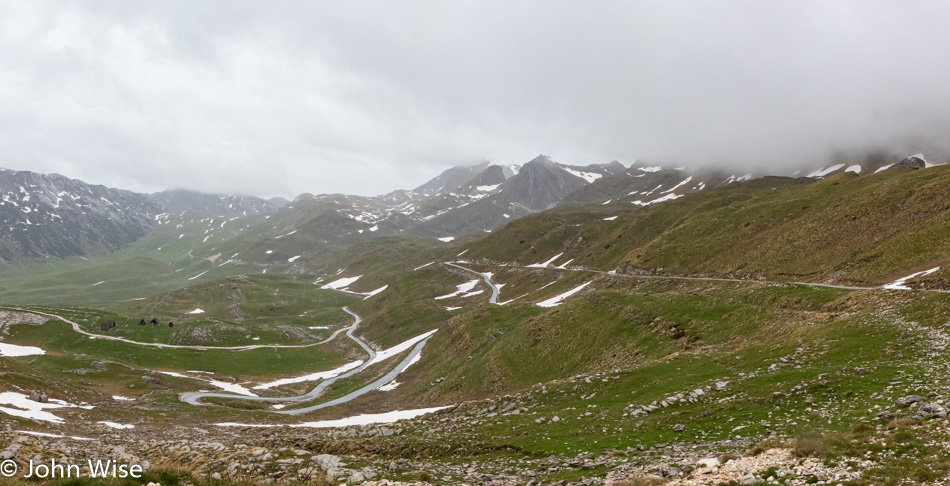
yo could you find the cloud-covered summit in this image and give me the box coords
[3,1,950,197]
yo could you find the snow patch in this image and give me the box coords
[188,308,205,314]
[0,392,92,423]
[209,380,257,397]
[536,281,593,308]
[378,380,401,391]
[321,276,362,290]
[435,280,479,300]
[0,342,46,357]
[216,406,452,429]
[98,421,134,429]
[875,164,893,173]
[254,360,363,390]
[660,176,693,194]
[884,267,940,290]
[562,167,603,183]
[437,236,455,242]
[369,329,438,365]
[631,193,683,206]
[362,285,389,300]
[527,252,564,268]
[807,163,846,178]
[413,261,435,271]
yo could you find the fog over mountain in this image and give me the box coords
[3,1,950,197]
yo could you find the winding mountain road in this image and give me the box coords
[444,262,500,304]
[181,307,432,415]
[443,260,949,305]
[6,307,349,351]
[7,306,435,414]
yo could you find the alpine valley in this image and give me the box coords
[3,152,950,486]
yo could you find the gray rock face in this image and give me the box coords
[0,169,160,262]
[893,156,926,169]
[499,155,592,212]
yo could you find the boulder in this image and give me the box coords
[312,454,344,470]
[893,156,926,169]
[895,395,923,408]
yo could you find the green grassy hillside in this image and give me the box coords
[465,166,950,288]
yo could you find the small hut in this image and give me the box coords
[139,319,146,326]
[150,318,159,326]
[168,322,174,328]
[99,320,116,331]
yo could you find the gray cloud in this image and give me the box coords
[2,0,950,197]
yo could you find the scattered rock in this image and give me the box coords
[895,395,923,408]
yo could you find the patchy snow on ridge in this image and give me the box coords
[527,252,564,268]
[845,165,862,174]
[631,193,683,206]
[321,275,362,290]
[875,164,893,173]
[254,360,363,390]
[884,267,940,290]
[536,281,593,308]
[476,184,501,192]
[362,285,389,299]
[660,176,693,194]
[288,255,301,263]
[0,342,46,357]
[562,167,603,183]
[639,166,662,172]
[602,216,618,221]
[807,164,846,178]
[435,280,479,300]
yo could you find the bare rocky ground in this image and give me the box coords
[2,373,946,486]
[4,292,950,484]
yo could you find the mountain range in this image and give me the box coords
[2,152,934,265]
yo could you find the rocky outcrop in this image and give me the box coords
[893,155,926,169]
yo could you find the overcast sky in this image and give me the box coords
[3,1,950,198]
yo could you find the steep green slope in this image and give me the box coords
[464,166,950,287]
